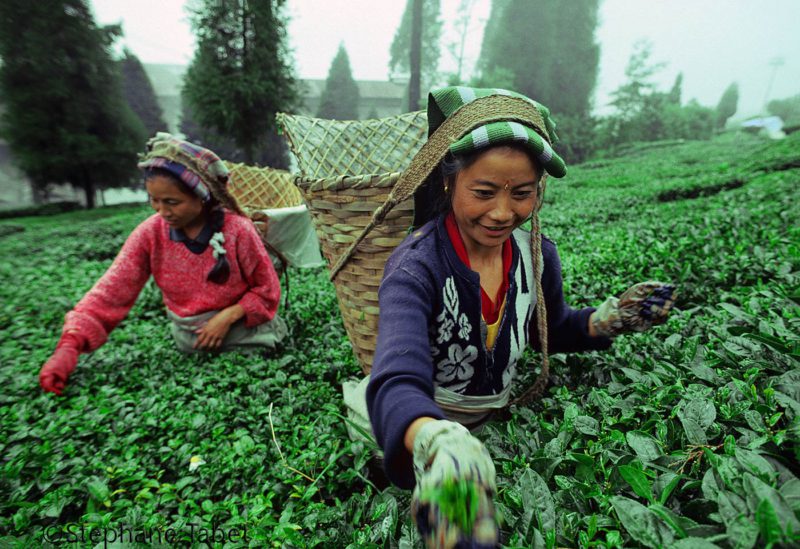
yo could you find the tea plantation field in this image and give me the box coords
[1,132,798,547]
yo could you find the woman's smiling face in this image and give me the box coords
[450,146,540,256]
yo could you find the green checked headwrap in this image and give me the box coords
[427,86,566,178]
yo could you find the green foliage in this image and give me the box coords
[471,65,516,92]
[0,133,798,546]
[608,40,666,118]
[767,93,800,128]
[120,50,168,137]
[389,0,442,99]
[474,0,600,163]
[548,112,597,165]
[179,102,241,162]
[0,0,146,209]
[317,44,360,120]
[597,41,716,152]
[0,202,82,220]
[475,0,600,119]
[668,73,684,106]
[179,102,286,167]
[183,0,297,166]
[716,83,740,130]
[420,478,480,534]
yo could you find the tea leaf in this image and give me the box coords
[86,479,110,503]
[626,431,662,462]
[574,415,599,436]
[610,496,675,548]
[756,498,783,545]
[619,464,653,503]
[518,468,555,537]
[671,537,722,548]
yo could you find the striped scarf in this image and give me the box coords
[427,86,567,178]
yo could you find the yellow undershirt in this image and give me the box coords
[485,296,507,350]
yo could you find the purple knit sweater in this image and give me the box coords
[367,214,612,488]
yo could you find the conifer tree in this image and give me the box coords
[180,100,284,166]
[389,0,442,102]
[767,93,800,125]
[715,82,739,129]
[476,0,600,118]
[183,0,297,166]
[668,73,683,105]
[317,44,360,120]
[0,0,146,208]
[121,50,168,137]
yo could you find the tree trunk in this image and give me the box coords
[29,181,45,205]
[84,179,95,209]
[408,0,423,112]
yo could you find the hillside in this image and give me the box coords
[0,133,798,547]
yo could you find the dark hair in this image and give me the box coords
[205,208,230,284]
[144,167,188,193]
[144,167,229,284]
[144,167,226,211]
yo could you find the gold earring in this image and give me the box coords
[444,182,449,193]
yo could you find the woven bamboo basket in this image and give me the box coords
[276,111,428,179]
[225,161,304,211]
[222,161,308,278]
[295,172,413,371]
[279,111,429,373]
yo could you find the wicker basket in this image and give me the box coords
[276,111,428,179]
[295,172,414,371]
[225,161,304,211]
[279,111,430,373]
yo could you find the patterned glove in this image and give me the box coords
[412,420,499,549]
[39,333,83,395]
[592,281,677,338]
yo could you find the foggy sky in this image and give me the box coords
[90,0,800,120]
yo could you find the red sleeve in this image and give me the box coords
[234,218,281,327]
[63,220,153,352]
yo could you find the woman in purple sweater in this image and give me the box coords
[360,87,676,548]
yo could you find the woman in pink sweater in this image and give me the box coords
[39,134,287,395]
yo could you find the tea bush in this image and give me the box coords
[0,132,797,547]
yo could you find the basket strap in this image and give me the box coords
[329,95,548,280]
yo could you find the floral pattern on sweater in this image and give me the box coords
[424,228,535,396]
[367,213,613,489]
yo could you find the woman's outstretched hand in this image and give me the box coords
[412,419,499,548]
[39,333,83,395]
[591,281,677,338]
[194,305,245,350]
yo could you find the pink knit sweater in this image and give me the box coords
[64,212,281,352]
